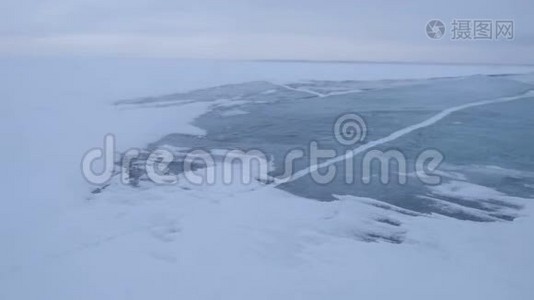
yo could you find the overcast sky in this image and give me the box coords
[1,0,533,64]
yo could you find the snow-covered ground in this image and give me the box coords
[2,58,534,299]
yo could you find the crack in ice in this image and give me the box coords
[276,84,328,97]
[272,90,534,186]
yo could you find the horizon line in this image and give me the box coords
[249,59,534,67]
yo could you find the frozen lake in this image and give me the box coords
[3,59,534,299]
[112,73,534,226]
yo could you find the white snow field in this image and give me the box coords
[2,58,534,299]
